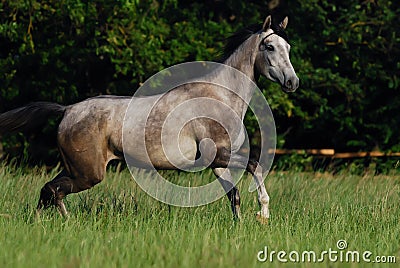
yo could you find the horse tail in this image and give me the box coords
[0,102,66,134]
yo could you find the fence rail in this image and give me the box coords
[270,149,400,159]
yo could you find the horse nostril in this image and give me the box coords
[286,80,292,88]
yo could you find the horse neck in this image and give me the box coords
[223,35,259,82]
[216,34,260,118]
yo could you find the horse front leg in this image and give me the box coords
[247,161,270,224]
[213,168,241,220]
[212,149,270,224]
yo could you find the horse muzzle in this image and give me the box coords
[281,75,299,93]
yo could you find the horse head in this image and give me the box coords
[255,16,299,93]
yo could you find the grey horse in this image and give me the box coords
[0,16,298,222]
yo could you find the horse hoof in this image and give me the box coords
[256,211,269,225]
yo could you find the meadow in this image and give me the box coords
[0,163,399,267]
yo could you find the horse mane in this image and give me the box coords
[221,20,289,62]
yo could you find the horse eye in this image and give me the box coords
[266,45,274,52]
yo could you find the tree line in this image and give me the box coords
[0,0,399,164]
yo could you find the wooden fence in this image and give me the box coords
[270,149,400,159]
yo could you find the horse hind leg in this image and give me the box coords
[37,170,76,217]
[37,158,107,217]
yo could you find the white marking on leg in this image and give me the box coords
[253,164,270,220]
[57,200,69,218]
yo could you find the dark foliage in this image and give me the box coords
[0,0,399,165]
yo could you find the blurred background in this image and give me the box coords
[0,0,399,171]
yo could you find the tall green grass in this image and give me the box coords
[0,163,399,267]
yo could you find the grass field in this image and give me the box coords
[0,163,399,267]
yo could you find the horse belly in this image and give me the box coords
[149,133,198,169]
[122,118,195,170]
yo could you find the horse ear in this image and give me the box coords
[279,16,288,30]
[262,16,272,32]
